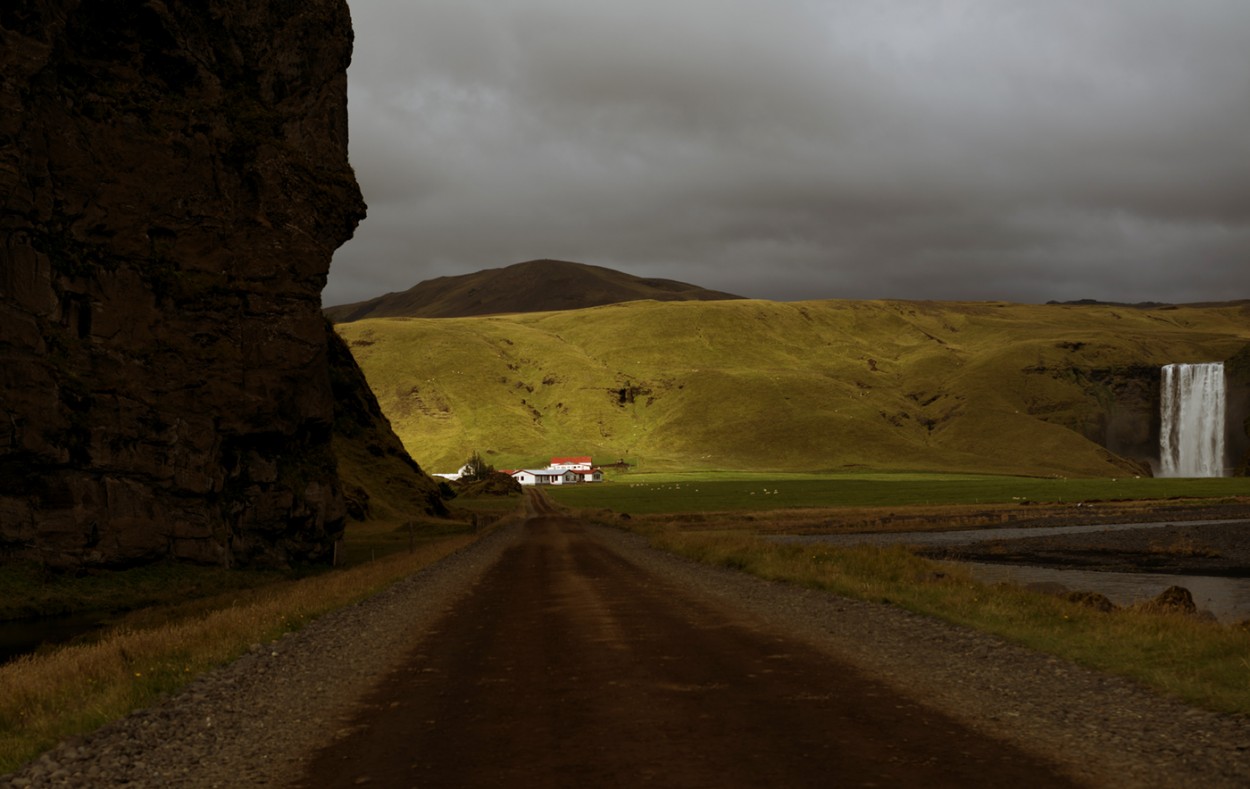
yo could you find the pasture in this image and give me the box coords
[545,472,1250,515]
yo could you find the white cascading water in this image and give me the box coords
[1159,362,1226,477]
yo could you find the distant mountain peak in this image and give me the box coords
[324,259,742,322]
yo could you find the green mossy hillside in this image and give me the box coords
[336,299,1250,477]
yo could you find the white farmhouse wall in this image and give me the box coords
[512,469,580,485]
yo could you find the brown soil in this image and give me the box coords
[297,514,1078,788]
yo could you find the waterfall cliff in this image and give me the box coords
[1160,363,1226,477]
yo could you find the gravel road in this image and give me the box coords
[296,515,1077,787]
[3,509,1249,788]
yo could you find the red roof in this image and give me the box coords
[550,456,592,465]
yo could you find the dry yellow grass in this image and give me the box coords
[0,533,477,774]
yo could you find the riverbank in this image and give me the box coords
[921,520,1250,577]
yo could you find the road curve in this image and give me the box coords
[297,511,1079,788]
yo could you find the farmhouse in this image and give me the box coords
[510,456,604,485]
[512,468,578,486]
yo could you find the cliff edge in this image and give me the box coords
[0,1,402,567]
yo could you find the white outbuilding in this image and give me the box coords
[511,468,579,486]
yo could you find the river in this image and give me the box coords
[772,519,1250,623]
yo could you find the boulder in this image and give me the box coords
[1133,586,1198,616]
[1062,590,1117,613]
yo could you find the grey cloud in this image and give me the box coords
[327,0,1250,306]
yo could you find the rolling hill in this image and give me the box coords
[323,259,743,322]
[335,299,1250,478]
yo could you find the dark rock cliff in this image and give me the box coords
[0,1,390,567]
[1225,345,1250,476]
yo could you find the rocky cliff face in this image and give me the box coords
[1225,345,1250,476]
[1026,344,1250,478]
[1,1,371,567]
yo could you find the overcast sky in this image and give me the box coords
[325,0,1250,307]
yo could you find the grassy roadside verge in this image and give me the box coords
[637,525,1250,715]
[0,529,482,775]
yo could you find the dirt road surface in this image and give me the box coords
[298,512,1079,788]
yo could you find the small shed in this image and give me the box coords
[549,456,594,472]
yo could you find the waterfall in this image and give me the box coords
[1159,362,1226,477]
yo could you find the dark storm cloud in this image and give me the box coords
[326,0,1250,306]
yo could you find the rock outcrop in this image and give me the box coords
[1132,586,1198,617]
[1225,344,1250,475]
[1,1,373,567]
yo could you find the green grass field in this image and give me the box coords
[545,472,1250,514]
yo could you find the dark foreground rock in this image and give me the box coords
[0,1,380,568]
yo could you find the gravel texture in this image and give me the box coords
[4,514,1250,788]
